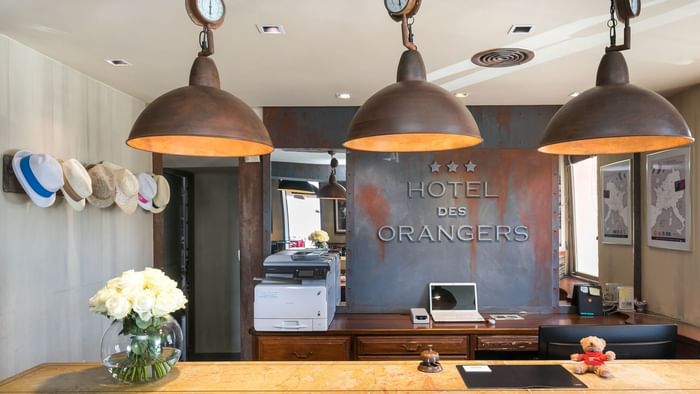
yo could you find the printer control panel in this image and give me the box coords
[265,266,330,280]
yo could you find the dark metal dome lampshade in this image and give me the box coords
[539,0,693,155]
[127,4,273,158]
[319,153,347,200]
[127,55,273,157]
[278,180,318,196]
[344,50,482,152]
[344,1,482,153]
[538,52,693,155]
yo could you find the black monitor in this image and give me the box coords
[538,324,677,359]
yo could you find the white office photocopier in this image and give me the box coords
[254,249,340,331]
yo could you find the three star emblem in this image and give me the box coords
[430,160,477,173]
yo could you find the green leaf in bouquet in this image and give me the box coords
[135,315,152,330]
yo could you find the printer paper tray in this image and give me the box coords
[255,318,329,332]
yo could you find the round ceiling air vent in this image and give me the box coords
[471,48,535,68]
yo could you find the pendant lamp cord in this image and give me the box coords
[401,15,418,51]
[605,0,631,52]
[198,26,214,56]
[608,0,618,48]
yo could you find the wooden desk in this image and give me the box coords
[2,360,700,392]
[254,313,700,361]
[254,313,629,360]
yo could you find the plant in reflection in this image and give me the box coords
[308,229,330,248]
[89,268,187,384]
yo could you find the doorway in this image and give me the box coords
[163,167,241,361]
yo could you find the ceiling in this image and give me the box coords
[1,0,700,107]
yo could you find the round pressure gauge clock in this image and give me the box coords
[614,0,641,21]
[186,0,226,28]
[384,0,421,21]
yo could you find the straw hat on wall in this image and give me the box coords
[86,164,116,208]
[102,162,139,214]
[149,174,171,214]
[60,158,92,211]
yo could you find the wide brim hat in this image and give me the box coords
[12,150,63,208]
[149,174,171,214]
[60,158,92,212]
[103,162,139,214]
[137,172,157,210]
[86,164,116,208]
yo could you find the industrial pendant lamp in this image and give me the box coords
[343,0,482,152]
[539,0,694,155]
[126,0,273,157]
[318,151,347,200]
[278,180,318,196]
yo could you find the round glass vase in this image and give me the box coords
[101,314,183,384]
[314,241,328,249]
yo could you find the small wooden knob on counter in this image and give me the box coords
[417,345,443,373]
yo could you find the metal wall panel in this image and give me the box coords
[346,150,558,313]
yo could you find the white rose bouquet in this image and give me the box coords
[308,229,330,248]
[89,268,187,383]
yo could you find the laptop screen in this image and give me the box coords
[430,283,478,311]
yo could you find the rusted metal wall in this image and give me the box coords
[264,106,561,313]
[346,150,558,313]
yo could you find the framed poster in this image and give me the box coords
[647,147,692,251]
[334,199,347,233]
[601,159,632,245]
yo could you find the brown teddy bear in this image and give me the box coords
[570,336,616,378]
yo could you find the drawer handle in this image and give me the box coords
[401,343,422,352]
[292,351,313,359]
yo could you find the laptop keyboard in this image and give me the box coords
[432,313,484,322]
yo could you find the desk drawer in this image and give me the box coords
[257,336,351,361]
[357,336,468,356]
[476,335,538,352]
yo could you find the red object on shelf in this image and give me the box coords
[289,240,305,248]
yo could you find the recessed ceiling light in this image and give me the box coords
[569,91,581,97]
[105,59,131,67]
[336,92,351,100]
[454,92,469,98]
[256,24,285,35]
[508,25,534,35]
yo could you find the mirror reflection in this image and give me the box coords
[270,149,348,303]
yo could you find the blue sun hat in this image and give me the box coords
[12,150,64,208]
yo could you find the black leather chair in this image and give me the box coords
[538,324,677,359]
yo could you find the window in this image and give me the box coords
[284,185,321,246]
[571,157,599,278]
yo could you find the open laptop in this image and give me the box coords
[429,282,485,322]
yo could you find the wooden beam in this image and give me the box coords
[239,155,271,360]
[152,153,164,269]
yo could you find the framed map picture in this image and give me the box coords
[334,199,347,234]
[647,147,692,251]
[601,159,632,245]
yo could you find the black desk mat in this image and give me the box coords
[457,365,588,389]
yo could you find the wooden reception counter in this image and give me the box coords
[254,312,700,360]
[2,360,700,392]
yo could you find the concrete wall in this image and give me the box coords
[0,34,152,379]
[597,84,700,326]
[192,169,241,354]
